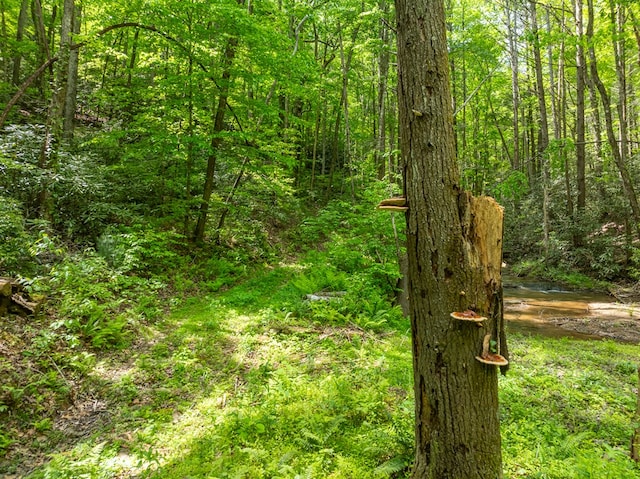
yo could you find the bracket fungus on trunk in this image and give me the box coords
[377,197,408,212]
[450,309,487,324]
[475,333,508,367]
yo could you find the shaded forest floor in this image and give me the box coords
[1,262,640,478]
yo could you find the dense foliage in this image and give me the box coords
[1,0,640,275]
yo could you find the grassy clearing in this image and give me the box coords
[11,263,638,478]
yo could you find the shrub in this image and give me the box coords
[0,195,31,275]
[96,226,186,277]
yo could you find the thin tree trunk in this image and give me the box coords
[558,8,574,222]
[506,0,520,171]
[587,0,640,238]
[487,91,512,166]
[11,0,30,86]
[127,28,140,88]
[184,54,194,236]
[395,0,505,477]
[546,6,561,142]
[338,26,354,199]
[193,36,238,243]
[214,156,249,243]
[0,0,8,82]
[587,65,605,196]
[63,3,81,140]
[574,0,587,246]
[31,0,51,95]
[530,0,551,257]
[51,0,74,140]
[611,1,629,160]
[326,100,342,199]
[629,9,640,69]
[375,0,391,180]
[310,101,321,192]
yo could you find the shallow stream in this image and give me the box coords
[504,278,640,343]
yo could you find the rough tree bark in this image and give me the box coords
[51,0,75,140]
[395,0,505,477]
[63,2,81,140]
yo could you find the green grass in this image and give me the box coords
[12,265,640,478]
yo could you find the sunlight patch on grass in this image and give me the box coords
[501,334,640,478]
[22,262,640,478]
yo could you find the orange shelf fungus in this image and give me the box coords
[377,205,409,212]
[450,310,487,323]
[377,197,408,212]
[475,334,509,367]
[475,354,509,366]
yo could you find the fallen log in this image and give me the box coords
[0,279,12,297]
[0,278,45,317]
[11,293,42,315]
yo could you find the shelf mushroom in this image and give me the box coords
[475,333,508,367]
[476,354,509,366]
[450,309,487,323]
[377,196,408,212]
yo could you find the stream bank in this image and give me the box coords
[504,278,640,343]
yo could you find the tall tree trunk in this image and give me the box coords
[193,36,238,243]
[530,0,551,257]
[395,0,505,477]
[506,0,520,171]
[587,66,605,197]
[587,0,640,238]
[629,9,640,69]
[338,25,356,199]
[0,0,7,82]
[375,0,391,180]
[310,98,322,192]
[51,0,74,140]
[557,6,574,222]
[11,0,30,86]
[546,6,561,142]
[184,54,194,236]
[63,2,81,140]
[126,27,140,88]
[611,1,630,160]
[31,0,51,96]
[326,21,360,200]
[574,0,587,245]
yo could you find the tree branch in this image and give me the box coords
[0,57,57,129]
[1,21,226,129]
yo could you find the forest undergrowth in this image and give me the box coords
[3,263,640,478]
[1,197,639,478]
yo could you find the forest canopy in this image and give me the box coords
[0,0,639,278]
